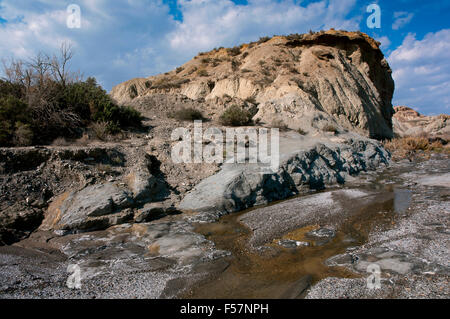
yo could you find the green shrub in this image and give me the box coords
[12,122,33,146]
[0,96,31,146]
[219,105,253,126]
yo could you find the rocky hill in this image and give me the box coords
[111,29,395,139]
[393,106,450,139]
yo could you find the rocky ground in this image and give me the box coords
[305,155,449,298]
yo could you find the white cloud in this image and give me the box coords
[0,0,362,91]
[392,11,414,30]
[376,36,391,50]
[388,29,450,114]
[169,0,360,54]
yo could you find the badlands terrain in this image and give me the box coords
[0,30,448,299]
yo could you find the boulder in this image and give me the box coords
[40,183,134,232]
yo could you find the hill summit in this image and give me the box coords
[111,29,395,139]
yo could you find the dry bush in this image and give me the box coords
[169,108,204,121]
[227,46,241,56]
[51,137,70,146]
[257,36,271,44]
[384,136,449,160]
[91,121,109,141]
[322,124,338,134]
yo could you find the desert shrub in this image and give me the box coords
[91,121,110,141]
[286,33,304,41]
[151,77,190,89]
[129,84,138,99]
[241,68,252,73]
[297,128,307,135]
[272,57,282,66]
[384,137,430,153]
[271,119,288,131]
[383,136,449,159]
[201,58,211,64]
[197,69,208,77]
[255,76,274,87]
[245,96,257,105]
[51,137,70,146]
[144,80,152,88]
[175,67,184,74]
[322,124,338,133]
[231,59,240,71]
[219,105,253,126]
[169,108,204,121]
[257,36,270,44]
[227,46,241,56]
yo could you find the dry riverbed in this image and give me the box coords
[0,154,448,299]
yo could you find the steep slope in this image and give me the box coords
[111,29,395,139]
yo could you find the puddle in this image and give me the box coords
[182,174,414,299]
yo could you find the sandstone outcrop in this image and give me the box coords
[393,106,450,139]
[111,30,395,139]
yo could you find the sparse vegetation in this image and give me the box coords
[151,77,190,89]
[384,136,449,159]
[175,67,184,74]
[0,44,142,146]
[257,36,271,44]
[219,105,253,126]
[227,46,241,56]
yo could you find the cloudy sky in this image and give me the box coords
[0,0,449,115]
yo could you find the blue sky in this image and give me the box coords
[0,0,449,115]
